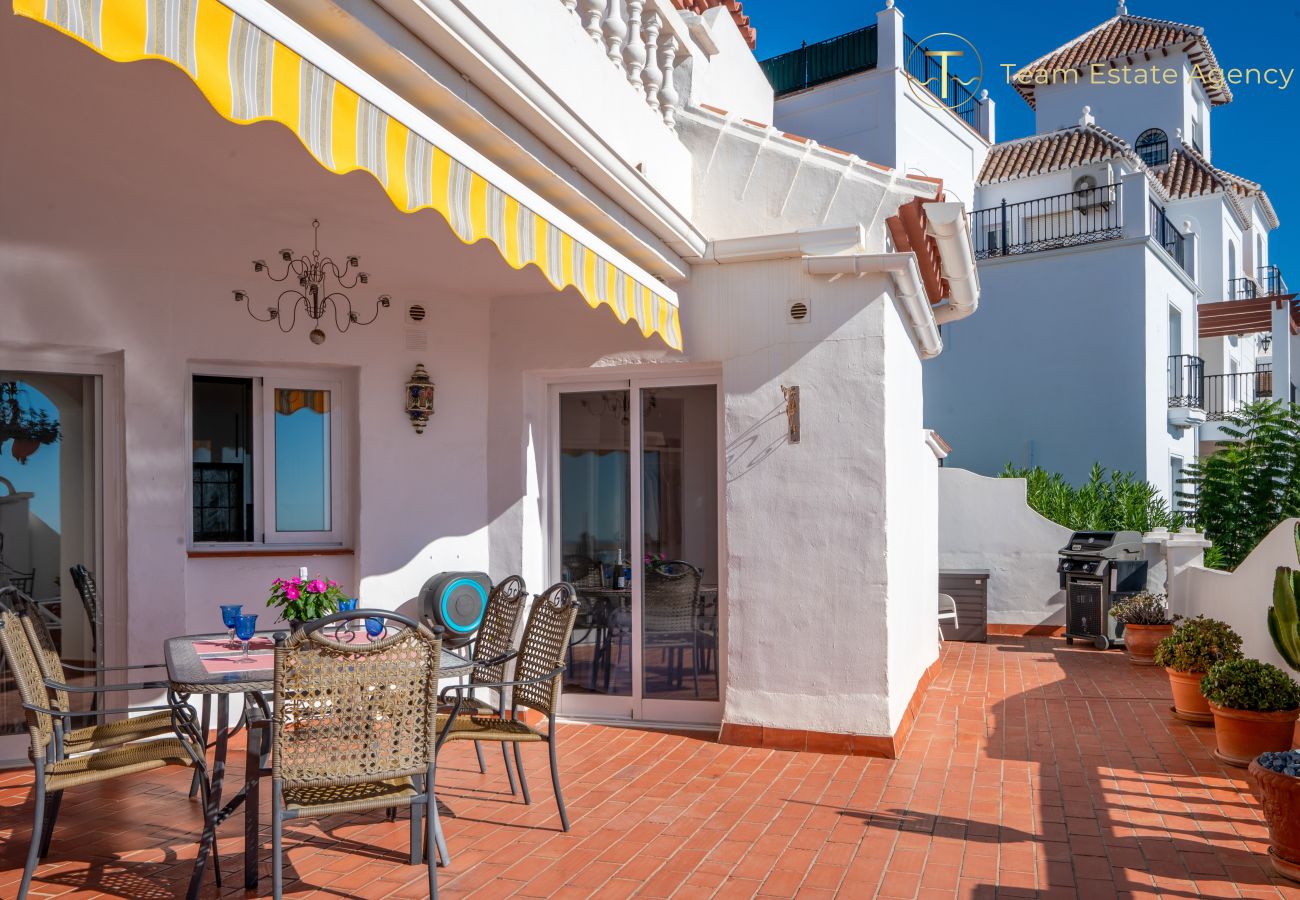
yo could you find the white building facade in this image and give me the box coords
[0,0,981,760]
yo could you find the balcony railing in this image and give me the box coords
[561,0,688,128]
[1227,277,1259,300]
[1149,200,1187,271]
[1168,355,1205,410]
[760,25,878,97]
[969,184,1124,259]
[904,35,979,128]
[1204,366,1273,421]
[1260,265,1290,297]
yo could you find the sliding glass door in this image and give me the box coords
[554,377,721,724]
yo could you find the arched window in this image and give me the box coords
[1135,128,1169,167]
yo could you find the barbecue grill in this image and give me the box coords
[1057,531,1148,650]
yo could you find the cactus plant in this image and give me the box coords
[1267,523,1300,671]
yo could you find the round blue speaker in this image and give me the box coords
[419,572,491,648]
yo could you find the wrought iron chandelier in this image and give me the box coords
[234,219,390,344]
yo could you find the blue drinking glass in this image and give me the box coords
[335,598,359,641]
[220,604,243,649]
[364,616,386,641]
[235,613,258,661]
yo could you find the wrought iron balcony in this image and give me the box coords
[969,183,1123,259]
[1149,200,1188,273]
[1260,265,1289,297]
[1227,277,1259,300]
[1167,355,1205,410]
[1204,366,1273,421]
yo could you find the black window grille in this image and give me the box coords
[1136,129,1169,167]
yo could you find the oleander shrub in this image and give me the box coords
[1000,463,1181,533]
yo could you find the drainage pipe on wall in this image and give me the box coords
[803,253,944,360]
[923,202,980,325]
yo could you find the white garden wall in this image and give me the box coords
[1168,520,1300,672]
[938,468,1070,627]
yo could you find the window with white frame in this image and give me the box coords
[191,369,349,547]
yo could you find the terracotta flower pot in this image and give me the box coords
[1209,703,1300,767]
[1249,759,1300,882]
[1166,668,1213,724]
[1122,623,1174,666]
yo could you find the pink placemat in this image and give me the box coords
[198,651,274,673]
[193,636,275,654]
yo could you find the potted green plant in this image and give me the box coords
[1253,523,1300,880]
[1108,591,1176,665]
[266,575,348,629]
[1201,658,1300,767]
[1153,616,1243,724]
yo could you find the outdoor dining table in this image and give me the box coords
[164,629,474,898]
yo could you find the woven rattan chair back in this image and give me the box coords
[512,583,579,720]
[643,561,701,636]
[562,556,604,589]
[273,618,442,789]
[3,589,71,714]
[69,565,99,652]
[472,576,526,687]
[0,604,54,759]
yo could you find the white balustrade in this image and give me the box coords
[561,0,685,130]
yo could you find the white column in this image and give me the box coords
[1272,300,1293,401]
[975,89,996,142]
[1121,171,1151,242]
[876,0,904,70]
[658,33,680,128]
[641,11,663,113]
[623,0,646,89]
[602,0,628,69]
[1146,528,1213,618]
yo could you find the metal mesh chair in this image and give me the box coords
[438,583,579,832]
[0,588,174,755]
[458,575,527,793]
[0,601,209,899]
[643,561,703,696]
[272,611,444,899]
[68,565,99,658]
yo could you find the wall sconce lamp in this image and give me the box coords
[406,364,435,434]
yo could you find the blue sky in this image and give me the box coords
[745,0,1299,284]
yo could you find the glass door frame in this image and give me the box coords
[546,371,725,726]
[0,351,119,766]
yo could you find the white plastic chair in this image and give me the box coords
[937,593,959,641]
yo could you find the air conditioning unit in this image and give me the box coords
[1073,163,1117,211]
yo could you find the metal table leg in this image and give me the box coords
[187,693,229,899]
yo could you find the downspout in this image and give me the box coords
[804,253,944,360]
[923,202,980,325]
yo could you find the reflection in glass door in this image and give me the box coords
[556,379,720,723]
[0,373,99,753]
[641,386,719,705]
[558,390,633,700]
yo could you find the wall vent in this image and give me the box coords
[407,304,427,322]
[788,300,810,323]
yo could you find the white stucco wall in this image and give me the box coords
[938,468,1070,626]
[2,8,951,747]
[1169,520,1300,672]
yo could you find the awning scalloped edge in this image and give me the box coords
[14,0,682,350]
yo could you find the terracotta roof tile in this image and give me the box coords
[977,124,1137,184]
[1012,14,1231,109]
[672,0,755,49]
[1155,145,1277,228]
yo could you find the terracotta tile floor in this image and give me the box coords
[2,636,1298,898]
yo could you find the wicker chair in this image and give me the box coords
[0,588,175,756]
[0,602,209,899]
[272,610,445,899]
[438,583,579,831]
[459,575,527,794]
[643,561,703,696]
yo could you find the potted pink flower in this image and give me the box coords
[267,575,348,629]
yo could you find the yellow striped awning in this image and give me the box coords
[14,0,683,350]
